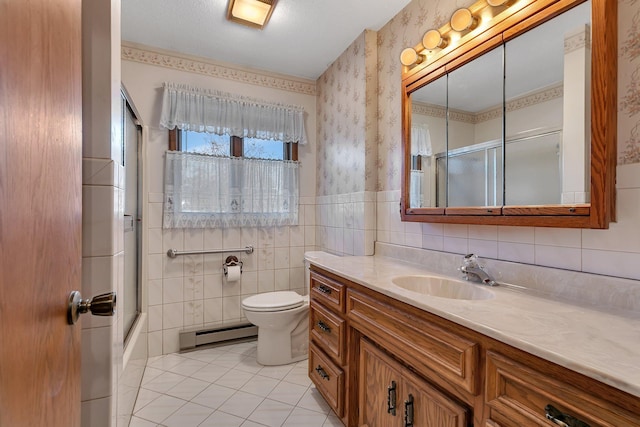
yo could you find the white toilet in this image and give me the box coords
[242,291,309,365]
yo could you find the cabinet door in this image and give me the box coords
[359,339,402,427]
[401,372,468,427]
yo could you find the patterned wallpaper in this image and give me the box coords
[379,0,640,188]
[316,30,378,196]
[619,0,640,164]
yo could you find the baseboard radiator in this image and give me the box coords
[179,322,257,351]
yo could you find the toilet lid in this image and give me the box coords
[242,291,305,312]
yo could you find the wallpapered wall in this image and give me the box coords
[316,30,378,196]
[373,0,640,193]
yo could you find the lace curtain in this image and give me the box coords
[163,151,299,228]
[411,124,432,156]
[160,82,307,144]
[410,169,424,208]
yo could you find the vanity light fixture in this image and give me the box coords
[487,0,509,5]
[450,8,478,32]
[227,0,277,29]
[400,47,426,67]
[422,29,448,50]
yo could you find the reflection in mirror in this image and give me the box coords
[505,1,591,206]
[410,76,447,208]
[445,46,504,207]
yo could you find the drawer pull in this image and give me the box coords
[317,320,331,333]
[315,365,330,381]
[317,285,332,295]
[387,380,397,416]
[545,404,590,427]
[404,394,414,427]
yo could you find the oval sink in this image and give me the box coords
[391,275,494,300]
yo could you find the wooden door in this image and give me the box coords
[401,369,468,427]
[0,0,83,426]
[359,339,401,427]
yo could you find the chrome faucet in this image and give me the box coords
[460,254,497,286]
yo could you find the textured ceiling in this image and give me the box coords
[121,0,412,80]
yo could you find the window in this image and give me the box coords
[169,129,298,161]
[160,83,305,229]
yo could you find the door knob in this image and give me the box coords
[67,291,116,325]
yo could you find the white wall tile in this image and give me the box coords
[148,228,163,254]
[204,228,223,250]
[163,256,184,279]
[443,237,468,255]
[274,247,290,269]
[162,328,181,354]
[582,249,640,280]
[81,396,111,427]
[275,269,291,291]
[498,242,535,264]
[241,271,258,295]
[421,223,444,236]
[222,296,242,321]
[223,228,242,249]
[535,245,582,270]
[162,303,183,330]
[422,234,444,251]
[444,224,468,238]
[582,188,640,253]
[147,203,163,229]
[258,270,275,293]
[184,229,204,251]
[163,278,184,304]
[82,185,115,257]
[81,326,113,401]
[468,225,498,241]
[468,239,498,259]
[204,298,223,324]
[204,274,223,299]
[148,279,163,306]
[534,227,581,248]
[148,331,163,357]
[148,305,163,332]
[498,226,535,244]
[148,254,163,280]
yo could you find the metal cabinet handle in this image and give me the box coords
[317,320,331,333]
[404,394,414,427]
[67,291,116,325]
[387,381,397,416]
[545,404,590,427]
[315,365,330,380]
[317,284,332,295]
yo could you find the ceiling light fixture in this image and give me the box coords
[227,0,277,29]
[487,0,509,6]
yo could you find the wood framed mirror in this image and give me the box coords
[400,0,616,228]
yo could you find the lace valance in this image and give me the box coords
[160,82,307,144]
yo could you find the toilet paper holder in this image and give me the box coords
[223,255,243,276]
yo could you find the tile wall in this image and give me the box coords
[122,54,318,356]
[315,192,377,256]
[81,0,123,425]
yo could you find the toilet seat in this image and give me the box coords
[242,291,305,312]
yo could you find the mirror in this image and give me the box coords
[402,0,616,228]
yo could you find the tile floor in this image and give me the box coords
[130,340,342,427]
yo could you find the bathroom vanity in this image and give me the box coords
[306,252,640,427]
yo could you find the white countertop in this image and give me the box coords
[305,251,640,398]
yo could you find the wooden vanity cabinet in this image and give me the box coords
[308,266,640,427]
[309,270,350,423]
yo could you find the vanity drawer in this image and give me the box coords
[310,271,345,313]
[486,351,640,427]
[309,342,344,417]
[347,289,479,395]
[310,300,345,364]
